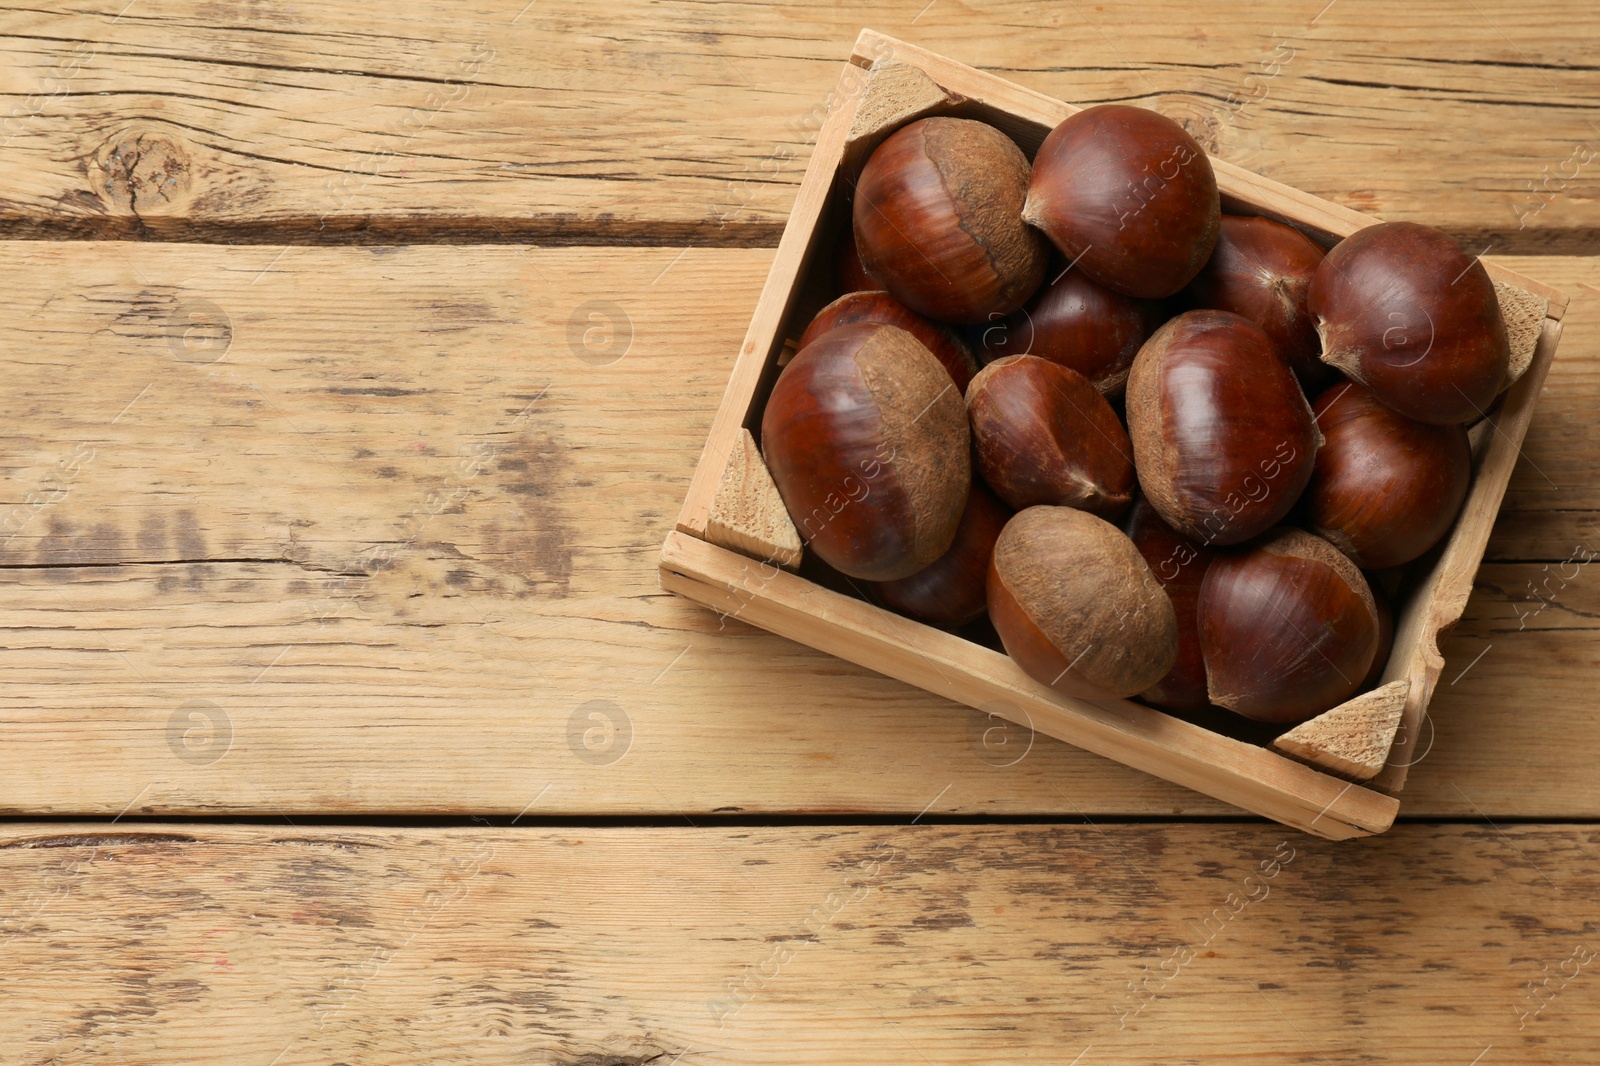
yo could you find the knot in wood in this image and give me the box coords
[91,125,194,216]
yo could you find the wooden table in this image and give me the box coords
[1,2,1596,1061]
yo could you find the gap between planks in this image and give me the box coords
[1,223,1599,255]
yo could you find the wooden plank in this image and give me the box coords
[0,241,1593,819]
[1410,559,1600,817]
[1,821,1596,1063]
[0,3,1598,248]
[0,239,1242,819]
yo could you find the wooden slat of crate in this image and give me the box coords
[1,821,1595,1063]
[0,1,1596,248]
[0,241,1594,819]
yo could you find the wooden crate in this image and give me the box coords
[659,30,1568,840]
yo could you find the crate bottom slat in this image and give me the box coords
[660,531,1400,840]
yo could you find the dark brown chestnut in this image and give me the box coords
[988,505,1178,699]
[800,291,980,393]
[1023,104,1220,299]
[1308,221,1510,425]
[835,229,877,294]
[1122,497,1216,713]
[871,481,1010,628]
[1198,528,1379,724]
[1183,214,1330,390]
[978,268,1160,395]
[854,117,1047,323]
[762,321,969,581]
[1305,381,1472,569]
[1126,310,1320,545]
[967,355,1135,519]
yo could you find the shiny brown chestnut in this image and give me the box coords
[762,321,969,581]
[1198,529,1380,724]
[871,481,1010,628]
[988,505,1178,699]
[1305,382,1472,569]
[1126,310,1320,545]
[1308,221,1510,425]
[978,268,1160,395]
[854,117,1047,323]
[800,291,980,393]
[1183,214,1330,390]
[1123,498,1217,713]
[967,355,1136,519]
[1023,104,1220,299]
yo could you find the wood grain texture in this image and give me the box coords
[0,2,1597,248]
[705,428,802,569]
[0,821,1596,1064]
[0,241,1592,819]
[1273,680,1410,781]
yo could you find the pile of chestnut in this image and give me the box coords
[760,104,1509,727]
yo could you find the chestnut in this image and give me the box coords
[966,355,1135,519]
[835,229,877,295]
[854,117,1047,323]
[1305,381,1472,569]
[762,321,969,581]
[1126,310,1319,545]
[1023,104,1219,299]
[871,481,1010,628]
[800,290,980,392]
[1198,528,1380,724]
[1123,497,1216,713]
[1183,214,1330,391]
[978,268,1160,395]
[988,505,1178,699]
[1308,221,1510,425]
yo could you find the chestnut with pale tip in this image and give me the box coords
[988,506,1178,699]
[761,321,969,582]
[1122,497,1217,713]
[1126,310,1320,546]
[1308,220,1510,425]
[1198,528,1380,724]
[1183,214,1330,391]
[967,355,1135,520]
[871,481,1010,628]
[800,290,980,392]
[979,268,1159,395]
[1023,104,1220,299]
[1305,381,1472,569]
[853,116,1047,323]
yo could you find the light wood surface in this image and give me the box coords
[1,3,1596,1055]
[0,240,1591,819]
[0,2,1597,249]
[1,821,1596,1064]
